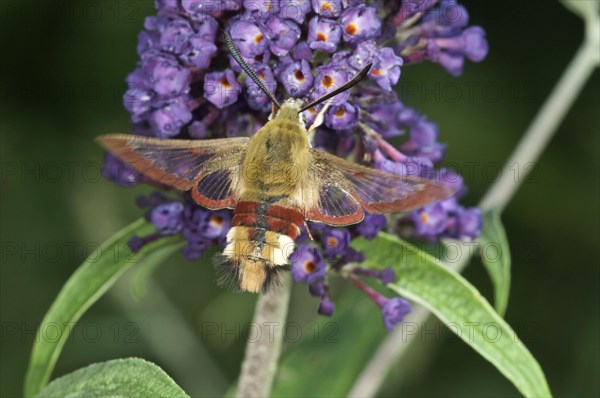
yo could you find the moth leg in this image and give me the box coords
[303,220,315,241]
[307,101,332,143]
[269,101,278,120]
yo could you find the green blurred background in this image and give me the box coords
[1,1,598,396]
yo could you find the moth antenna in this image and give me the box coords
[299,63,373,113]
[224,31,281,109]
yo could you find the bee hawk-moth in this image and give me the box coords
[98,32,456,293]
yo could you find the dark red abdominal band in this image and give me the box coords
[232,201,303,240]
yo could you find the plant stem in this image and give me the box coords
[236,274,292,398]
[479,39,600,212]
[348,38,599,398]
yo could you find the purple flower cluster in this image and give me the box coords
[394,0,489,76]
[289,217,392,317]
[106,0,488,331]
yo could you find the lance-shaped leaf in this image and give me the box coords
[35,358,189,397]
[478,210,511,316]
[24,219,182,397]
[352,232,551,397]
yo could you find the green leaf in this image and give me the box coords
[352,232,552,397]
[35,358,189,398]
[24,219,183,397]
[478,210,512,316]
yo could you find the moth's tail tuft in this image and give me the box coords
[214,253,241,291]
[214,253,289,293]
[216,225,294,293]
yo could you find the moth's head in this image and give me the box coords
[271,99,306,125]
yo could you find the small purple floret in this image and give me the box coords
[412,203,449,237]
[325,103,359,130]
[149,97,193,138]
[318,296,335,316]
[280,0,312,24]
[379,268,396,285]
[314,66,349,105]
[204,69,241,109]
[341,6,382,44]
[102,153,141,187]
[265,16,301,57]
[321,228,351,258]
[229,21,267,58]
[128,236,145,253]
[311,0,342,18]
[307,17,341,53]
[280,60,314,96]
[355,214,387,239]
[151,202,184,234]
[291,244,327,284]
[381,297,412,331]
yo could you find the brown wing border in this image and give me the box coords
[97,134,249,209]
[305,148,456,225]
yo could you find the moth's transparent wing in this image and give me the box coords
[97,134,249,209]
[305,148,456,226]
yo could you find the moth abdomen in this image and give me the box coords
[215,201,302,293]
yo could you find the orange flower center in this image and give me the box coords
[220,77,232,89]
[326,237,339,248]
[322,75,334,88]
[321,2,334,12]
[304,260,316,273]
[371,69,383,76]
[420,212,429,224]
[294,70,305,81]
[210,215,224,226]
[335,108,346,117]
[316,32,327,42]
[345,23,358,35]
[254,33,264,44]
